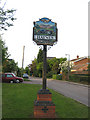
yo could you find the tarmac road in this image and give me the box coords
[23,77,89,106]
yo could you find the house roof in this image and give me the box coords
[74,57,87,63]
[71,57,88,72]
[72,63,88,71]
[71,56,87,62]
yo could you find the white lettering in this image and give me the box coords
[34,35,56,40]
[34,35,38,39]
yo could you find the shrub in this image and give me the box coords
[52,74,56,79]
[69,75,80,82]
[69,74,90,83]
[30,73,32,76]
[53,74,62,80]
[47,71,54,78]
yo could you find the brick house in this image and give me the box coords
[70,56,89,74]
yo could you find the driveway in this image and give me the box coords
[23,77,89,106]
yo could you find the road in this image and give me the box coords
[23,77,89,106]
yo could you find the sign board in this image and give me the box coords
[33,18,58,45]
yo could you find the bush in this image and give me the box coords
[47,71,54,78]
[80,76,90,83]
[39,73,42,78]
[30,73,32,76]
[53,74,62,80]
[69,75,80,82]
[69,74,90,83]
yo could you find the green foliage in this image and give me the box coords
[47,57,67,77]
[30,50,67,78]
[30,58,38,77]
[69,74,90,84]
[0,5,19,73]
[23,78,30,81]
[0,7,16,31]
[48,57,67,75]
[30,59,43,77]
[0,35,19,74]
[46,71,54,78]
[30,51,43,77]
[36,62,43,77]
[0,36,9,65]
[2,59,18,73]
[37,49,43,63]
[17,67,23,77]
[53,74,62,80]
[24,66,30,75]
[30,48,67,78]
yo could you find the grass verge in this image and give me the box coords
[23,78,31,81]
[2,83,88,118]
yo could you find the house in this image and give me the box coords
[70,56,89,74]
[59,55,89,75]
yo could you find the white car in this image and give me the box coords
[23,73,29,79]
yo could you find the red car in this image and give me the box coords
[2,73,23,83]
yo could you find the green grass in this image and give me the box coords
[50,89,88,118]
[2,83,88,118]
[23,78,31,81]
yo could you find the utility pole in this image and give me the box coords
[22,46,25,69]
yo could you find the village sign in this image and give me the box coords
[33,17,58,46]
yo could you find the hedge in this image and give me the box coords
[69,74,90,83]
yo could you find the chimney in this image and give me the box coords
[77,55,79,59]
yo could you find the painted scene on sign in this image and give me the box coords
[33,18,57,45]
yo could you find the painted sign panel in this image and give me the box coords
[33,18,58,45]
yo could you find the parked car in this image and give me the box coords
[2,73,23,83]
[23,73,29,79]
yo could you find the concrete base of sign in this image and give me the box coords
[34,89,56,118]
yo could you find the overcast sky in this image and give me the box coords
[1,0,88,68]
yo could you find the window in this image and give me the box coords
[87,63,90,64]
[12,73,16,77]
[2,74,5,77]
[7,74,13,78]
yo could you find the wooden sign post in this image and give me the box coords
[33,18,58,118]
[43,45,47,90]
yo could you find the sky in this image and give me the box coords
[0,0,89,68]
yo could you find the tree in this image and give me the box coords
[0,36,9,63]
[59,60,74,80]
[2,59,18,73]
[0,7,16,31]
[30,48,67,78]
[37,49,43,63]
[0,35,18,73]
[17,67,23,77]
[24,66,30,75]
[59,60,73,74]
[0,0,17,73]
[30,49,43,77]
[30,58,38,77]
[47,57,67,75]
[36,62,43,77]
[52,61,59,74]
